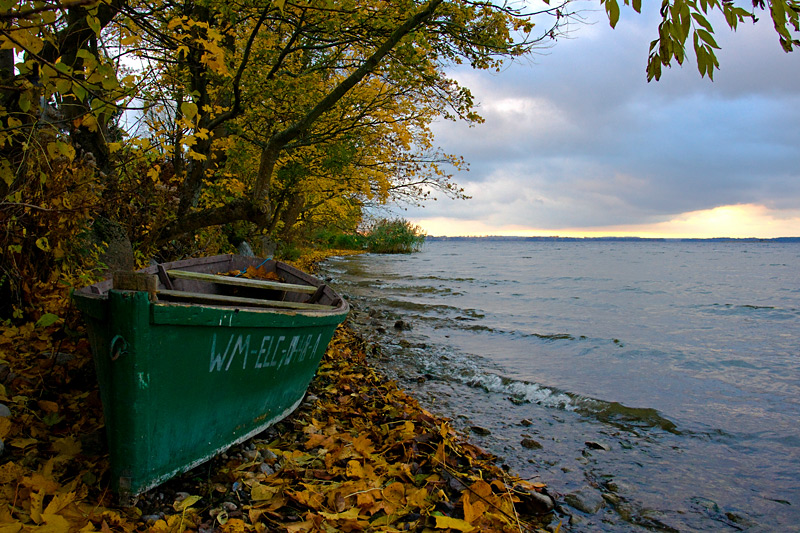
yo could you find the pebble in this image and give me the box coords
[520,419,533,426]
[259,463,275,476]
[393,319,411,331]
[517,490,555,514]
[470,426,491,436]
[261,449,278,462]
[54,352,74,365]
[521,438,542,450]
[243,449,259,461]
[564,486,606,514]
[691,496,719,513]
[0,404,10,418]
[585,440,611,451]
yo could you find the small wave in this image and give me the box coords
[456,372,576,410]
[422,357,682,434]
[575,399,681,434]
[529,332,576,341]
[372,298,485,319]
[700,303,800,319]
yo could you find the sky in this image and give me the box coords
[402,1,800,238]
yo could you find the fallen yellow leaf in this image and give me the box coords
[250,483,278,501]
[173,494,201,511]
[284,520,315,533]
[319,507,360,520]
[434,515,477,532]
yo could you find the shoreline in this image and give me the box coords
[0,249,559,532]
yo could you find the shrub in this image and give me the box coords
[364,218,425,254]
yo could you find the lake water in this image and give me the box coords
[321,240,800,532]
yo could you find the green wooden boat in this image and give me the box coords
[73,254,349,500]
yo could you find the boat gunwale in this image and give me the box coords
[73,254,348,316]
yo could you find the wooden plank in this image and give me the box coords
[167,269,317,294]
[157,289,333,311]
[156,264,174,290]
[113,272,158,302]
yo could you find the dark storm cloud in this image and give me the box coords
[405,2,800,231]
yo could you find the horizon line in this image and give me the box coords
[423,235,800,240]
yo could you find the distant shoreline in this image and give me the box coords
[425,235,800,243]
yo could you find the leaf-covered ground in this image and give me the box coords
[0,252,557,533]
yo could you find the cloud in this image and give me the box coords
[403,1,800,236]
[415,203,800,239]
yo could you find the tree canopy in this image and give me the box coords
[1,0,797,311]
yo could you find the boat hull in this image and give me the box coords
[73,255,348,499]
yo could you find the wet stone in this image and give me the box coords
[470,426,491,436]
[260,449,278,462]
[585,440,611,451]
[0,404,10,418]
[243,449,259,461]
[517,489,555,514]
[394,319,411,331]
[520,419,533,426]
[564,486,606,514]
[521,438,543,450]
[691,496,720,513]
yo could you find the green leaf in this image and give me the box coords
[54,62,72,75]
[72,82,87,101]
[55,79,71,94]
[606,0,621,27]
[87,15,101,36]
[675,42,685,64]
[35,313,59,328]
[180,101,198,119]
[691,12,714,32]
[18,93,31,112]
[696,28,720,49]
[35,236,51,252]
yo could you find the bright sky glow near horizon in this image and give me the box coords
[402,1,800,238]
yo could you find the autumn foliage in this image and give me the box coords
[0,0,558,315]
[0,321,555,533]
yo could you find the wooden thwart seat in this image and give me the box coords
[167,269,318,294]
[156,289,333,310]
